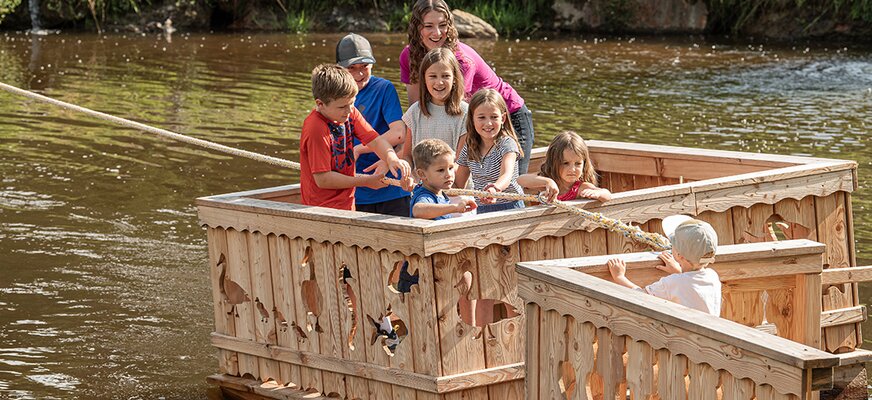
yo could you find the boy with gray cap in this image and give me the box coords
[608,215,722,316]
[336,33,411,217]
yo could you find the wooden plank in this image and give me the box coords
[519,236,565,263]
[815,192,857,354]
[588,152,659,178]
[657,349,687,400]
[721,370,754,400]
[626,338,655,400]
[212,332,523,394]
[198,205,427,256]
[434,363,525,393]
[568,318,595,400]
[821,266,872,285]
[607,221,650,255]
[755,384,796,400]
[525,303,540,400]
[538,310,564,400]
[377,253,417,400]
[269,235,302,387]
[208,228,239,376]
[476,243,525,400]
[562,229,608,259]
[526,240,825,271]
[288,238,323,393]
[406,254,441,376]
[207,374,332,400]
[820,306,867,329]
[355,247,393,399]
[596,327,625,400]
[694,167,854,213]
[774,197,817,241]
[609,172,636,194]
[732,203,775,245]
[721,288,764,328]
[226,229,260,379]
[585,139,825,167]
[311,240,344,397]
[248,232,282,383]
[331,243,368,399]
[793,273,822,350]
[633,174,661,191]
[432,248,486,375]
[697,210,736,245]
[765,287,794,341]
[476,244,523,368]
[687,362,719,400]
[661,157,772,180]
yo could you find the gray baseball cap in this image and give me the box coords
[336,33,376,67]
[663,215,718,265]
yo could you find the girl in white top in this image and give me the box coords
[401,47,468,162]
[455,89,525,214]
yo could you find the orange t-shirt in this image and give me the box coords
[300,108,379,210]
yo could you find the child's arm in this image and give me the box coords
[579,182,612,202]
[481,152,518,204]
[607,258,641,290]
[354,121,407,159]
[312,171,386,190]
[413,198,475,219]
[517,174,559,203]
[365,135,411,179]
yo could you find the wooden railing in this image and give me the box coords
[517,241,840,400]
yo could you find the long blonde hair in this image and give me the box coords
[419,48,465,117]
[464,89,523,163]
[540,131,598,186]
[407,0,459,85]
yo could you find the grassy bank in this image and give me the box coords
[2,0,872,37]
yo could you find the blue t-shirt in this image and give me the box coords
[410,184,452,220]
[354,76,408,205]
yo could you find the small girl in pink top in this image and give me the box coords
[517,131,611,203]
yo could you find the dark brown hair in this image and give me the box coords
[407,0,458,84]
[539,131,598,186]
[419,48,464,117]
[464,89,523,163]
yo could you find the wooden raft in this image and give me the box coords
[517,242,840,400]
[198,140,865,400]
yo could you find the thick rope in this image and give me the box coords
[2,81,670,251]
[0,82,301,170]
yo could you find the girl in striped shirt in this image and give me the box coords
[455,89,525,213]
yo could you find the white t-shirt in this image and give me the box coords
[402,101,468,151]
[644,268,722,316]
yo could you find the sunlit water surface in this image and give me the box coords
[0,32,870,399]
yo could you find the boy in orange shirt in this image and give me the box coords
[300,64,411,210]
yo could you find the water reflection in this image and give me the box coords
[0,32,870,398]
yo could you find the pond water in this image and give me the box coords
[0,31,870,399]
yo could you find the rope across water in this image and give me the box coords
[0,82,301,170]
[0,82,671,251]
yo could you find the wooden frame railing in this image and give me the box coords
[517,241,840,400]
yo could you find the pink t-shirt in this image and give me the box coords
[400,42,524,113]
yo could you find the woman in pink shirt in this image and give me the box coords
[400,0,535,173]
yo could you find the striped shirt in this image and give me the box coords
[457,135,523,205]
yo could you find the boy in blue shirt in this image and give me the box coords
[336,33,411,217]
[410,139,476,220]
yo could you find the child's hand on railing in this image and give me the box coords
[657,251,683,274]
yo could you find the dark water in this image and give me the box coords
[0,31,870,399]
